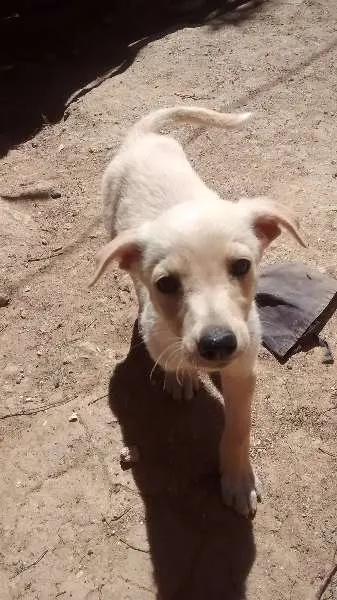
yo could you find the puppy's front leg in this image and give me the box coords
[219,370,261,518]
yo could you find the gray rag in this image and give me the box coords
[256,263,337,364]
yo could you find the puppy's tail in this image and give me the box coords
[127,106,252,139]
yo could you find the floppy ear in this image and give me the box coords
[89,229,142,287]
[238,196,306,253]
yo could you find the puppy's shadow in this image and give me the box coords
[109,321,255,600]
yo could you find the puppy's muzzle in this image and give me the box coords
[197,327,237,362]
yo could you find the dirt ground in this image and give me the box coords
[1,1,337,598]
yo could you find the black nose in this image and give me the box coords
[197,327,237,361]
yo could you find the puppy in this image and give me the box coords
[90,106,305,517]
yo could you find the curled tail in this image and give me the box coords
[127,105,252,138]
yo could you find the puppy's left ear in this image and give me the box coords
[238,196,306,253]
[89,228,142,287]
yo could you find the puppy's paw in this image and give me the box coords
[221,467,262,519]
[164,371,199,401]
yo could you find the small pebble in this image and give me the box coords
[16,372,24,384]
[0,294,10,307]
[68,412,78,422]
[120,446,139,469]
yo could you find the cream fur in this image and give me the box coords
[90,105,305,517]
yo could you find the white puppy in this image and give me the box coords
[90,106,305,517]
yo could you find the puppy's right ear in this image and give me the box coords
[89,229,142,287]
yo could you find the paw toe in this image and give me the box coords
[221,471,262,519]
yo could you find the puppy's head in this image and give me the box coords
[91,197,305,371]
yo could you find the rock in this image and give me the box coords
[120,446,140,469]
[68,412,78,422]
[0,293,10,307]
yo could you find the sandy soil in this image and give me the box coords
[1,1,337,598]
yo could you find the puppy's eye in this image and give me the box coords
[156,275,180,294]
[230,258,251,277]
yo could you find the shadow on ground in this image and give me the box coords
[0,0,264,156]
[109,322,255,600]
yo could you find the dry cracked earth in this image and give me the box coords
[1,1,337,599]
